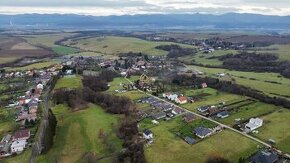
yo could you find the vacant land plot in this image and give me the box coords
[187,65,290,99]
[66,36,196,56]
[143,117,259,163]
[36,104,122,163]
[54,75,83,90]
[255,109,290,153]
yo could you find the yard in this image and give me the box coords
[36,104,122,163]
[66,36,196,56]
[255,109,290,153]
[54,75,83,90]
[143,117,260,163]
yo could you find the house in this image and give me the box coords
[152,112,166,120]
[183,113,196,123]
[245,118,263,131]
[208,107,221,116]
[168,94,178,101]
[201,83,208,88]
[193,127,212,139]
[36,83,44,90]
[12,129,30,142]
[217,111,229,119]
[143,129,153,140]
[176,96,187,104]
[11,140,27,154]
[184,136,196,145]
[0,134,12,156]
[171,107,184,115]
[250,150,278,163]
[198,106,209,113]
[16,113,37,122]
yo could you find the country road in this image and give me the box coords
[124,77,290,158]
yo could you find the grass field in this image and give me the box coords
[180,50,238,66]
[218,102,278,126]
[255,109,290,153]
[143,117,259,163]
[0,57,19,64]
[51,46,80,55]
[67,36,196,56]
[187,65,290,100]
[54,75,83,90]
[246,44,290,61]
[36,104,122,163]
[5,61,59,71]
[181,88,246,112]
[3,149,32,163]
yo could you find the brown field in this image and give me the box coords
[0,36,54,65]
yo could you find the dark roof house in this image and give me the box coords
[193,127,212,138]
[250,150,278,163]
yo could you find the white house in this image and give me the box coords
[245,118,263,131]
[143,129,153,140]
[11,140,27,154]
[168,94,178,101]
[36,83,44,90]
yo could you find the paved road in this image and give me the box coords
[124,77,290,158]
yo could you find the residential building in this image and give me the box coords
[245,118,263,131]
[176,96,187,104]
[12,129,30,142]
[217,111,230,119]
[194,127,212,139]
[11,140,27,154]
[250,150,278,163]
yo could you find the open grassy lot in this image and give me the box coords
[218,102,278,126]
[255,109,290,153]
[54,75,83,90]
[5,61,59,71]
[180,50,238,66]
[246,44,290,61]
[187,65,290,99]
[3,149,32,163]
[181,88,246,112]
[36,104,122,163]
[66,36,196,56]
[143,117,259,163]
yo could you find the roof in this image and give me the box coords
[250,151,278,163]
[183,113,195,122]
[143,129,152,136]
[184,136,196,145]
[153,112,166,119]
[218,111,229,116]
[178,96,187,102]
[1,134,11,143]
[13,129,30,140]
[194,127,212,137]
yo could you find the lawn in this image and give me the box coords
[255,109,290,153]
[143,117,260,163]
[54,75,83,90]
[36,104,122,163]
[187,65,290,100]
[3,149,32,163]
[5,61,60,71]
[67,36,196,56]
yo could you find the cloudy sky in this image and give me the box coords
[0,0,289,16]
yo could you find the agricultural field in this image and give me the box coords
[255,109,290,153]
[246,44,290,61]
[5,61,60,71]
[54,75,83,90]
[142,117,260,163]
[36,104,122,163]
[51,46,80,55]
[180,49,238,66]
[65,36,196,56]
[0,36,53,65]
[187,65,290,100]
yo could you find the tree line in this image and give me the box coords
[155,44,197,58]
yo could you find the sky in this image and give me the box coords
[0,0,289,16]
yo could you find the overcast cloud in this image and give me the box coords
[0,0,289,16]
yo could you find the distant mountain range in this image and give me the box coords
[1,13,290,30]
